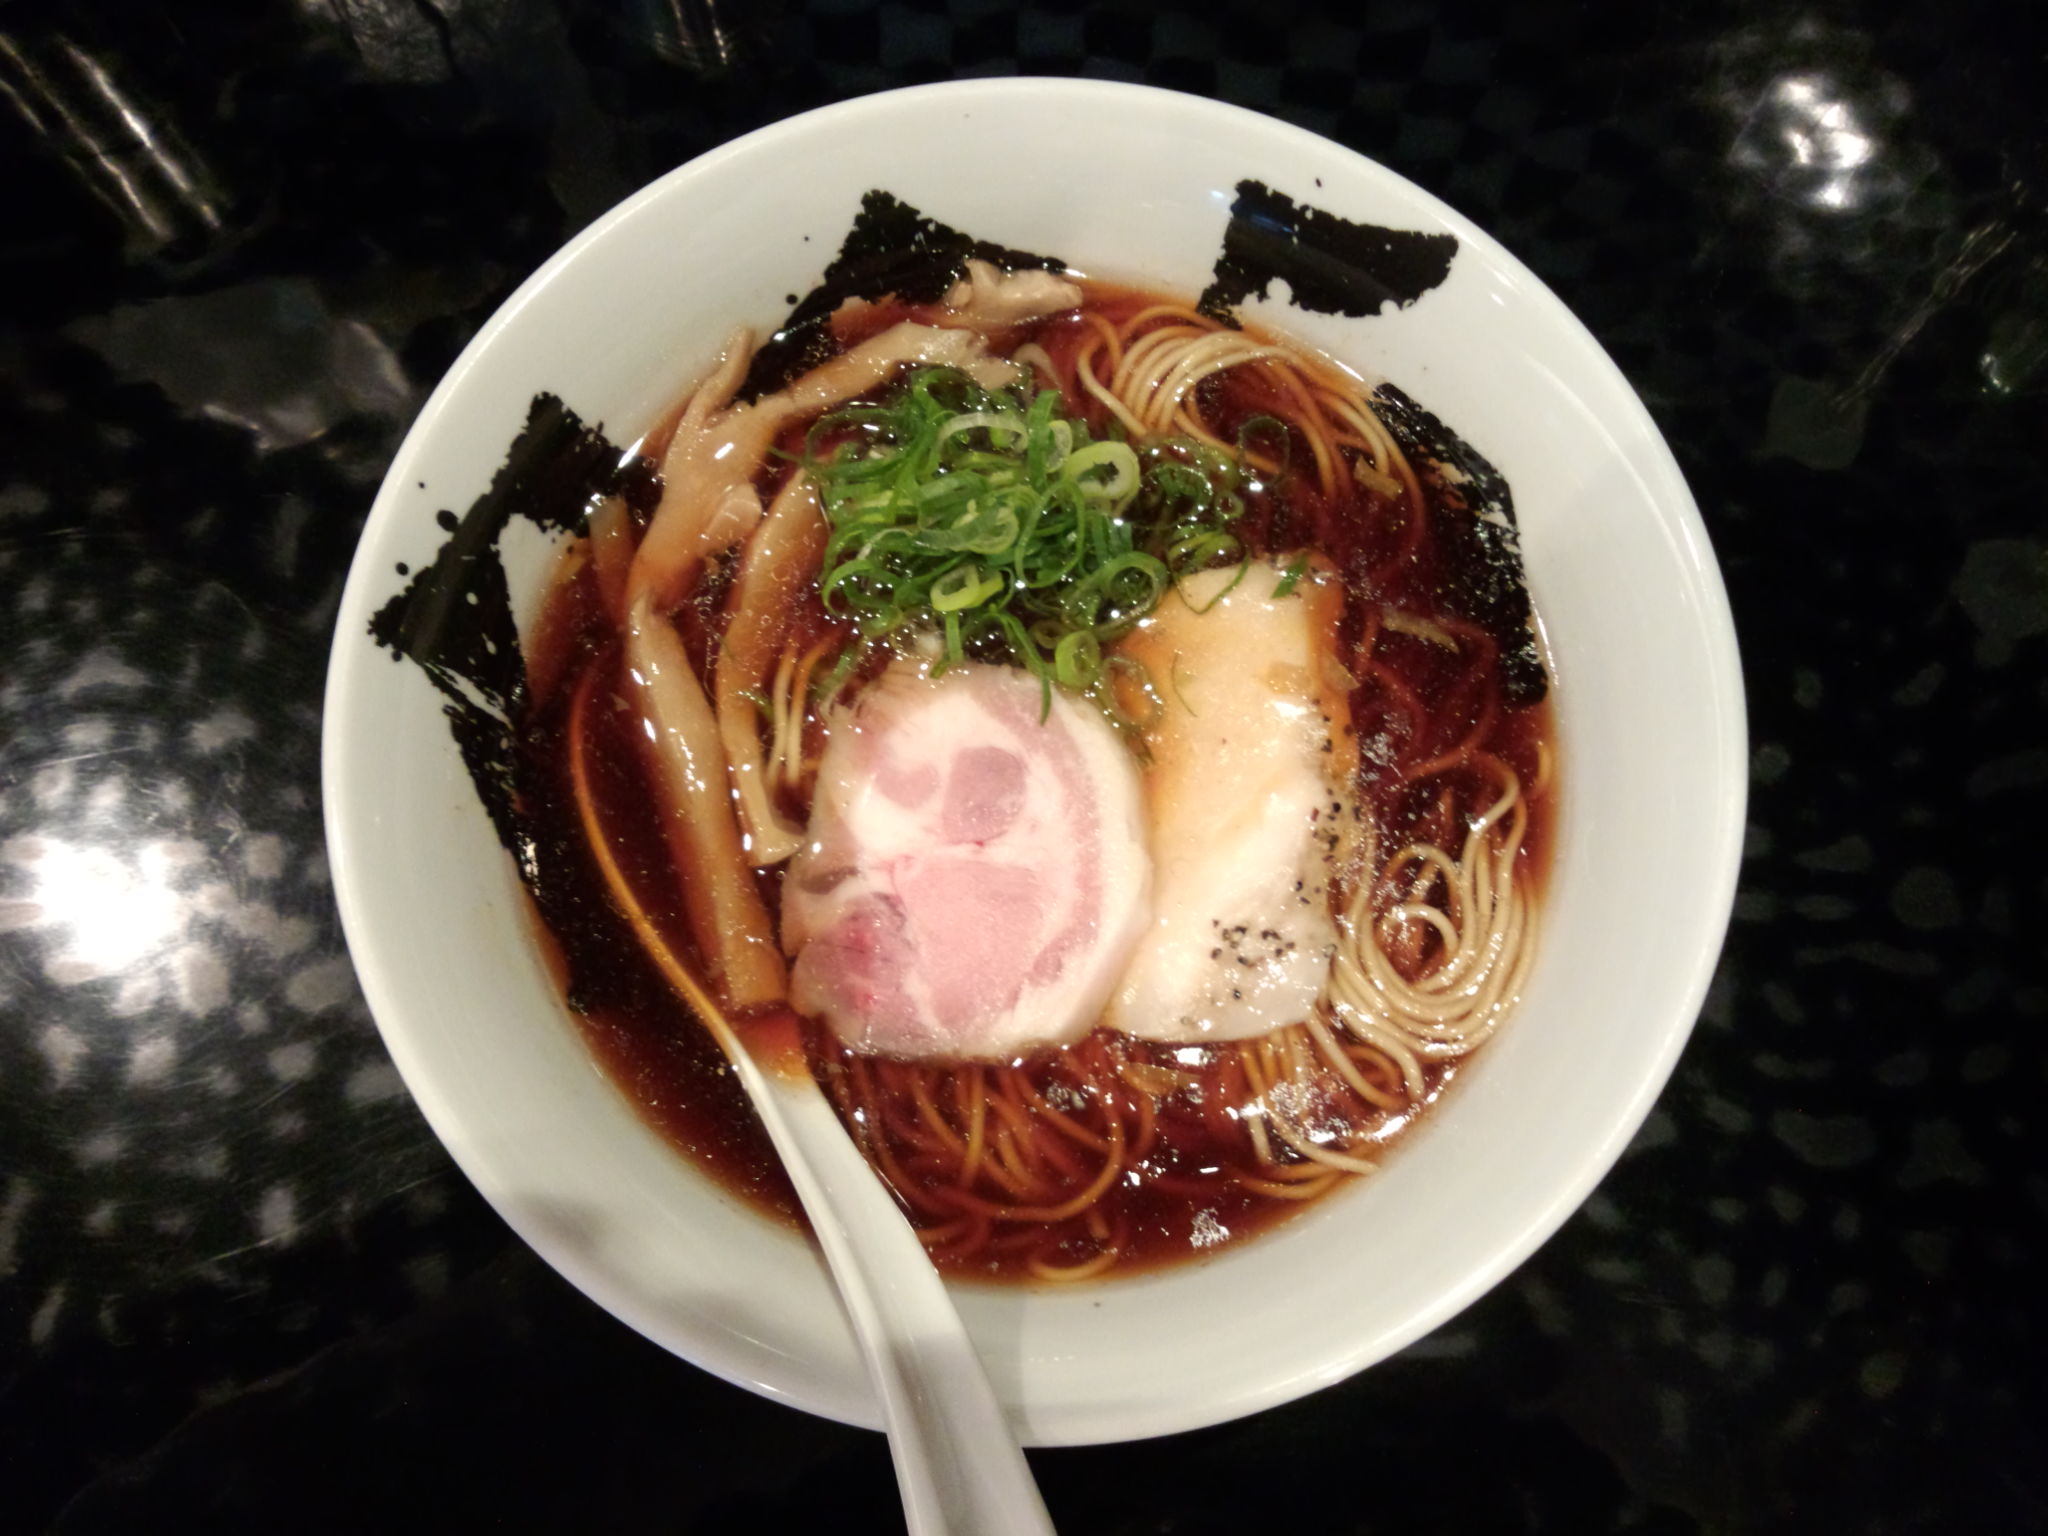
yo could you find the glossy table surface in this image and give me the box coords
[2,2,2043,1531]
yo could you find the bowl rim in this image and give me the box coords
[323,74,1748,1444]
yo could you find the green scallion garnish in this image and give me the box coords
[1271,553,1310,599]
[802,366,1249,703]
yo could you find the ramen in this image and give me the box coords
[516,264,1555,1281]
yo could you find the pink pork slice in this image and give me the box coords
[783,659,1151,1061]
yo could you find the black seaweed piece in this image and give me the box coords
[1198,179,1457,324]
[367,393,659,876]
[1371,383,1549,706]
[735,190,1068,401]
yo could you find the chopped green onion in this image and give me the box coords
[1169,654,1199,716]
[1094,653,1165,735]
[1058,440,1141,502]
[1053,629,1100,689]
[1183,556,1250,614]
[802,366,1255,700]
[1271,554,1309,599]
[931,563,1005,612]
[1237,412,1293,471]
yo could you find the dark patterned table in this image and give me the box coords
[3,2,2043,1531]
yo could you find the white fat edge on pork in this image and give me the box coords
[1105,555,1359,1044]
[782,657,1151,1062]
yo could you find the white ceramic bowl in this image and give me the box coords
[323,79,1745,1446]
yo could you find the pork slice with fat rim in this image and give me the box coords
[784,660,1150,1061]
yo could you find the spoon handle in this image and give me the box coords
[746,1061,1059,1536]
[555,664,1050,1528]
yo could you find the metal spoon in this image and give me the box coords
[567,676,1055,1532]
[734,1040,1059,1536]
[642,967,1056,1535]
